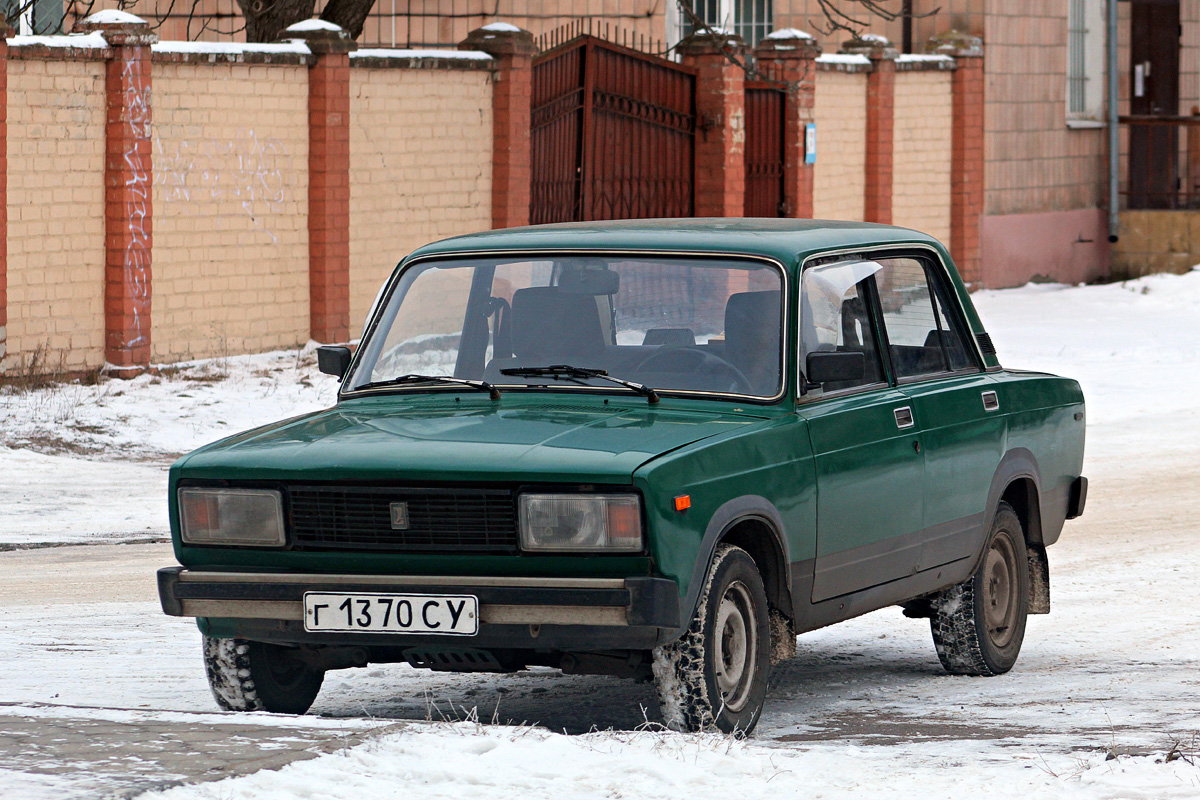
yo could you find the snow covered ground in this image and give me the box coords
[1,270,1199,799]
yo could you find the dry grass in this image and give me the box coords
[0,343,102,393]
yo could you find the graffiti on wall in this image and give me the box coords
[123,54,153,350]
[154,131,292,243]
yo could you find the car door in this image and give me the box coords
[796,259,927,603]
[872,255,1003,571]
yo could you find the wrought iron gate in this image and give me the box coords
[743,82,786,217]
[531,36,696,224]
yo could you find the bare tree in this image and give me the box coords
[808,0,932,39]
[318,0,375,39]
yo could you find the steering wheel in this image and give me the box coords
[632,347,753,395]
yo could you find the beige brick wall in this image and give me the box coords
[5,58,107,373]
[151,61,310,362]
[893,69,953,243]
[349,67,493,330]
[813,69,866,221]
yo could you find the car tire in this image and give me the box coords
[203,635,324,714]
[929,502,1030,676]
[652,544,771,735]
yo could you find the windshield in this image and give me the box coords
[346,255,786,399]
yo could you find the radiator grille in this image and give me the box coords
[287,486,518,553]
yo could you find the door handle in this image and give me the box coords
[894,406,914,429]
[982,391,1000,412]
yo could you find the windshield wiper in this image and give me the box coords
[500,364,659,404]
[355,374,500,400]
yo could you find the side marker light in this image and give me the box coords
[674,495,691,512]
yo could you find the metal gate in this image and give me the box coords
[531,36,696,223]
[743,82,786,217]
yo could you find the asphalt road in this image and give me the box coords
[1,461,1197,798]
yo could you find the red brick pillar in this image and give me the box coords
[78,15,158,373]
[754,31,821,219]
[289,23,356,344]
[0,24,10,372]
[462,25,537,230]
[931,32,985,286]
[843,36,898,225]
[680,32,747,218]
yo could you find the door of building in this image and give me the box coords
[1128,0,1181,208]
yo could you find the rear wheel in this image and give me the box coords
[652,545,771,735]
[929,502,1029,676]
[203,636,324,714]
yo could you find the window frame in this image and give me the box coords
[668,0,774,49]
[795,259,891,402]
[1066,0,1107,124]
[796,244,985,404]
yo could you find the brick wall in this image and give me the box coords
[151,61,310,361]
[813,67,867,221]
[893,68,953,244]
[5,57,107,373]
[348,65,493,329]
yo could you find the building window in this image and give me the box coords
[675,0,774,48]
[1067,0,1106,122]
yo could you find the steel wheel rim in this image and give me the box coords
[983,531,1019,649]
[713,581,757,713]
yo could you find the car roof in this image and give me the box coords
[407,218,946,269]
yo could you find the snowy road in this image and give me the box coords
[2,457,1199,798]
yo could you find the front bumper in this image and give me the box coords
[157,567,681,650]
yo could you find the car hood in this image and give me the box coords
[175,395,773,484]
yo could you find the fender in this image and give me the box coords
[667,495,790,641]
[972,448,1043,575]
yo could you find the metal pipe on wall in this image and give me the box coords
[1108,0,1120,242]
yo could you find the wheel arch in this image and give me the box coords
[987,449,1051,614]
[672,495,792,640]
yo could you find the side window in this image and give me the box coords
[800,260,887,394]
[875,257,974,379]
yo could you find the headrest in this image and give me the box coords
[725,291,781,358]
[510,287,606,363]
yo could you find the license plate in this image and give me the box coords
[303,592,479,635]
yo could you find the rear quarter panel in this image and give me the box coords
[988,370,1086,545]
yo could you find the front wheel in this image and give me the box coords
[929,502,1030,676]
[652,545,771,735]
[203,636,324,714]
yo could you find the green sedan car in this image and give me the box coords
[158,219,1087,735]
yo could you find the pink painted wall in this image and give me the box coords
[979,208,1111,288]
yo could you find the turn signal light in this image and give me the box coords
[674,495,691,512]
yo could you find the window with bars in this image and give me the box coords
[3,0,63,34]
[1067,0,1106,122]
[678,0,773,47]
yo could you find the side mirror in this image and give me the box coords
[807,351,865,385]
[317,345,353,381]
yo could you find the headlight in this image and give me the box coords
[178,488,286,547]
[518,493,643,553]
